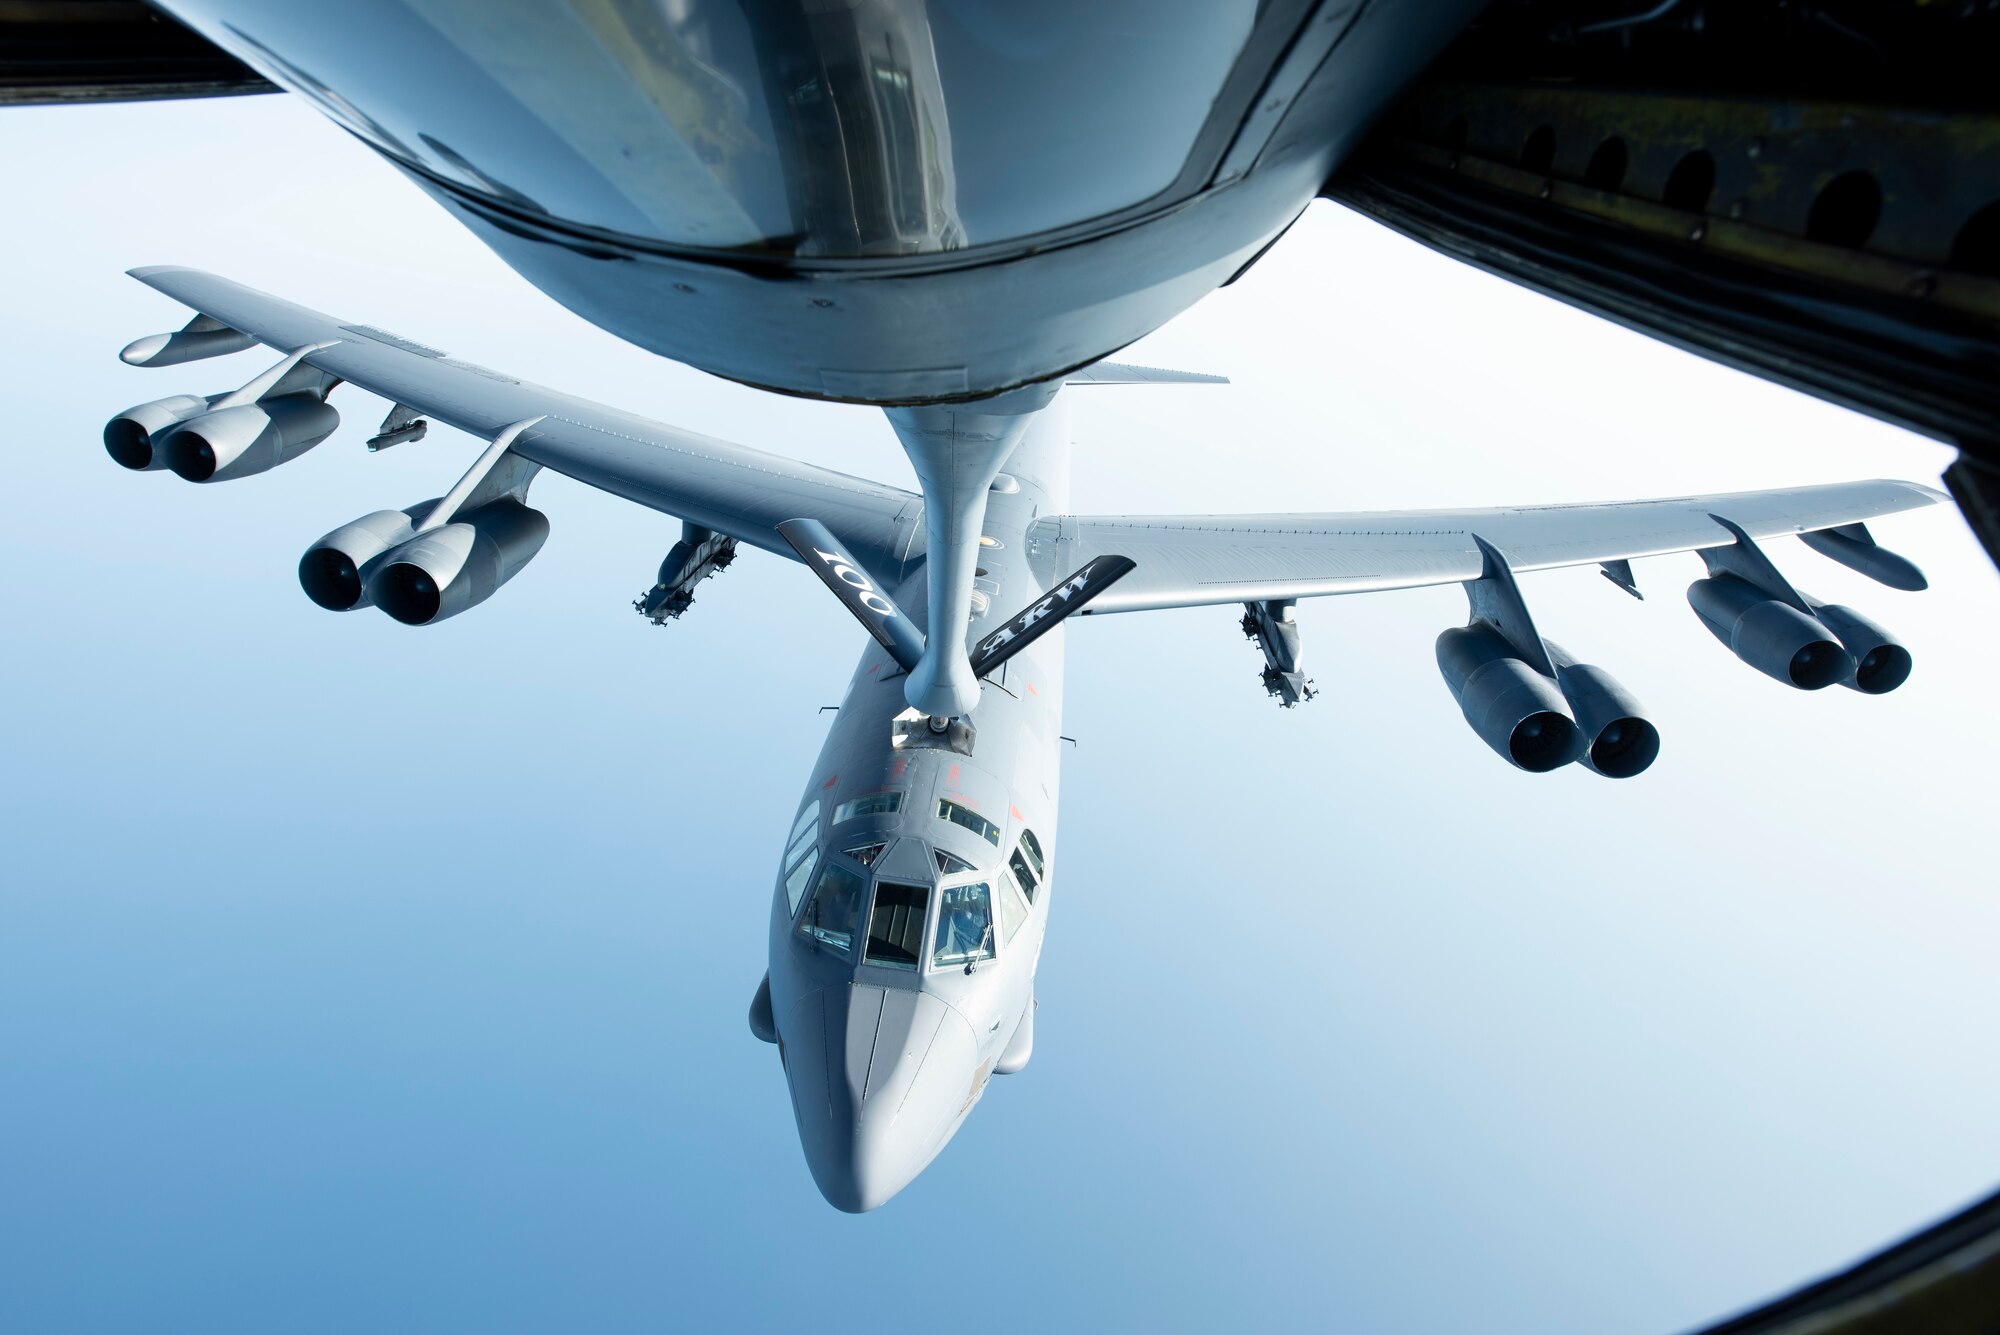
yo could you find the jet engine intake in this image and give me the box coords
[103,394,209,471]
[298,507,428,611]
[1811,603,1914,695]
[1686,574,1854,689]
[368,500,549,626]
[1436,623,1585,772]
[1552,658,1660,779]
[158,393,340,483]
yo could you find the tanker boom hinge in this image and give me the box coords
[1241,599,1316,707]
[635,524,738,623]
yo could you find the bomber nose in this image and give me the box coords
[783,983,980,1212]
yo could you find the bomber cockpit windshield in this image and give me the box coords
[933,882,996,968]
[798,861,866,954]
[864,882,928,970]
[792,833,1008,974]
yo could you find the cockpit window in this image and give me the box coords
[785,848,819,916]
[1008,848,1039,904]
[998,873,1029,944]
[1018,829,1045,880]
[865,883,928,971]
[785,825,818,873]
[845,842,887,868]
[797,862,866,954]
[834,791,902,823]
[934,883,997,968]
[1008,829,1045,903]
[782,800,822,915]
[937,798,1000,847]
[934,848,974,876]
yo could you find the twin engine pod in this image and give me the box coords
[1686,574,1911,694]
[299,500,550,626]
[104,393,340,482]
[1435,625,1660,778]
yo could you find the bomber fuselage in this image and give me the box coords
[760,397,1072,1211]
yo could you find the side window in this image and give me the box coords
[864,883,928,970]
[782,800,821,915]
[1019,829,1045,880]
[1008,829,1045,903]
[1008,848,1038,904]
[998,873,1029,943]
[785,848,820,916]
[834,791,902,823]
[934,883,997,967]
[796,863,866,954]
[789,800,821,847]
[937,797,1000,846]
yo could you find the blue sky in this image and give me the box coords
[3,95,1997,1334]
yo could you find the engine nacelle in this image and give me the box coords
[298,508,427,611]
[1686,574,1853,690]
[1812,603,1913,695]
[367,500,550,626]
[1436,624,1585,773]
[103,394,210,471]
[1554,661,1661,779]
[158,393,340,483]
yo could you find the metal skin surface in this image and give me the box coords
[1687,574,1855,690]
[145,0,1490,406]
[299,507,424,611]
[766,400,1070,1212]
[159,393,340,482]
[885,383,1057,716]
[103,393,211,471]
[368,499,551,626]
[101,267,1949,1210]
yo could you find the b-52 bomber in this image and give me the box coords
[106,267,1942,1210]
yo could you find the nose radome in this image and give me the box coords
[783,983,980,1213]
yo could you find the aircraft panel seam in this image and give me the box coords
[898,1010,948,1117]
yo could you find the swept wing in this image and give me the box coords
[125,266,921,569]
[1029,484,1945,615]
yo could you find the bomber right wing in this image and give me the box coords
[1029,482,1945,770]
[1028,481,1944,615]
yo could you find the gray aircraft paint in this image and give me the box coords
[766,399,1072,1211]
[102,269,1946,1209]
[143,0,1492,405]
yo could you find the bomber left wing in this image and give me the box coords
[116,266,922,573]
